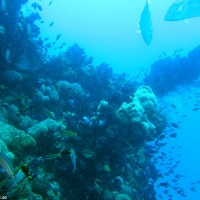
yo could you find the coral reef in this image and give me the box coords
[0,1,166,199]
[0,121,36,159]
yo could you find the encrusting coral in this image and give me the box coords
[116,85,157,138]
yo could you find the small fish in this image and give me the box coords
[0,152,15,177]
[169,133,177,137]
[104,164,111,172]
[6,49,11,63]
[43,108,55,119]
[193,107,200,111]
[171,104,176,108]
[20,163,35,179]
[181,114,187,118]
[31,2,42,11]
[56,34,62,41]
[159,182,168,187]
[49,1,53,6]
[171,122,179,128]
[49,21,54,27]
[44,37,49,41]
[45,149,71,159]
[70,149,77,173]
[58,42,65,49]
[60,149,71,156]
[62,130,77,138]
[45,153,61,159]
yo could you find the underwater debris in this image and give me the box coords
[165,0,200,21]
[139,0,153,45]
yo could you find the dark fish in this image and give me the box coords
[193,107,200,111]
[31,2,42,11]
[169,133,177,137]
[49,1,53,6]
[44,37,49,41]
[163,190,169,194]
[171,104,176,108]
[171,122,179,128]
[44,43,52,48]
[181,114,187,118]
[56,34,62,41]
[58,42,65,49]
[20,164,35,179]
[158,134,165,140]
[159,182,168,187]
[49,21,54,27]
[61,149,71,156]
[45,149,71,159]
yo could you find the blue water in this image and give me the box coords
[1,0,200,199]
[22,0,200,76]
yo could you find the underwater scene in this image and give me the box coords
[0,0,200,199]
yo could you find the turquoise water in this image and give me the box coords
[23,0,200,76]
